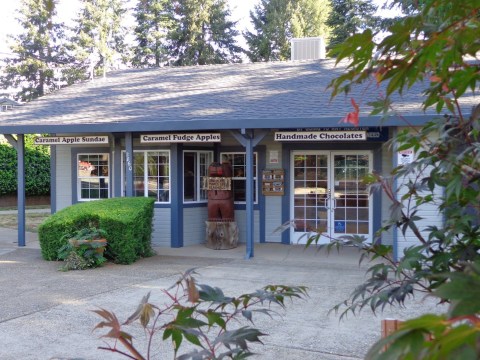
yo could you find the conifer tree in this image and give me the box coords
[166,0,242,66]
[70,0,127,79]
[326,0,378,49]
[0,0,67,101]
[131,0,170,67]
[244,0,331,62]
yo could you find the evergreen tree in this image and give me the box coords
[70,0,127,80]
[0,0,67,101]
[244,0,332,62]
[132,0,170,67]
[326,0,378,49]
[166,0,242,66]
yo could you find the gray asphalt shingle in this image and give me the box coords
[0,59,477,134]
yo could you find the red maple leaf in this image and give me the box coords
[339,98,360,127]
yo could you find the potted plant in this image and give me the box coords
[66,227,107,253]
[57,227,108,271]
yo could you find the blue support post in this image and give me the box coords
[50,143,56,214]
[392,129,399,262]
[171,144,184,248]
[17,134,26,247]
[125,132,134,197]
[245,132,254,259]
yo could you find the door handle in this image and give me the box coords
[324,188,331,209]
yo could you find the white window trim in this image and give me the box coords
[183,150,214,203]
[220,152,258,204]
[121,149,171,204]
[77,153,110,201]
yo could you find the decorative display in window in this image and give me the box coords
[262,169,285,196]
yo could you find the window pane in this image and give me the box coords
[199,152,212,201]
[220,152,258,203]
[78,154,109,201]
[184,152,196,201]
[124,151,171,202]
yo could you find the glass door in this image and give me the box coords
[331,152,372,240]
[290,151,372,244]
[291,152,331,244]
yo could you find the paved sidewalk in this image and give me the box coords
[0,228,444,360]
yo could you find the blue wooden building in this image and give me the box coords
[1,58,476,258]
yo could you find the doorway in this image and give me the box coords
[290,151,372,244]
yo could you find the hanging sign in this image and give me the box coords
[274,131,367,141]
[141,133,221,143]
[202,177,231,190]
[34,136,109,145]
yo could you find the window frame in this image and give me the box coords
[77,153,110,201]
[183,150,214,203]
[220,152,258,204]
[122,149,171,204]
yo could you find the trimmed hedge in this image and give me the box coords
[0,136,50,196]
[38,197,155,264]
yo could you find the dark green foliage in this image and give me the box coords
[326,0,378,49]
[131,0,170,67]
[38,197,155,264]
[166,0,243,66]
[57,236,107,271]
[93,269,308,358]
[0,0,69,101]
[0,137,50,196]
[324,0,480,357]
[69,0,128,80]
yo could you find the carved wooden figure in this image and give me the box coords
[207,162,234,221]
[205,161,239,249]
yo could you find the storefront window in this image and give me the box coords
[220,152,258,203]
[123,150,170,203]
[184,151,213,202]
[77,154,109,200]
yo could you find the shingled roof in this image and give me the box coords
[0,59,477,134]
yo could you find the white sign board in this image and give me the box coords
[274,131,367,141]
[141,133,221,143]
[34,136,109,145]
[397,149,414,165]
[269,150,279,164]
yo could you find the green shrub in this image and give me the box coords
[38,197,155,264]
[0,135,50,196]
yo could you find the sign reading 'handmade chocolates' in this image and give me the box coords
[274,131,367,141]
[34,136,109,145]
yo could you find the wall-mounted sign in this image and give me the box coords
[34,136,108,145]
[141,133,221,143]
[283,127,388,142]
[269,150,279,164]
[397,149,414,165]
[262,169,284,196]
[274,131,367,141]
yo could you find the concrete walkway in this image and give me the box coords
[0,227,443,360]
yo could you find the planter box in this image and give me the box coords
[68,238,107,254]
